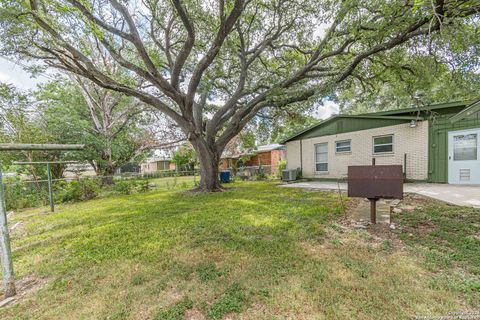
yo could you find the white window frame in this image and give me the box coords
[314,142,328,172]
[373,134,394,155]
[335,139,351,153]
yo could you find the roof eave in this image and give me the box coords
[366,100,470,116]
[281,115,423,143]
[449,100,480,123]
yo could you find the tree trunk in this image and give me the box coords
[98,147,116,185]
[101,165,116,185]
[192,138,222,192]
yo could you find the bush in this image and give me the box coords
[112,178,149,195]
[4,178,48,210]
[255,166,267,180]
[56,178,101,203]
[112,179,138,195]
[277,160,287,177]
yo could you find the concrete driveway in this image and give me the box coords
[280,181,480,208]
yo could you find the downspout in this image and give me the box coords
[300,140,303,176]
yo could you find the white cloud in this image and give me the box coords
[0,57,48,90]
[0,70,10,83]
[314,100,339,120]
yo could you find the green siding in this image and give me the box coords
[295,117,409,140]
[428,111,480,183]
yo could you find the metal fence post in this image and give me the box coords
[47,163,54,212]
[146,172,149,191]
[0,166,16,298]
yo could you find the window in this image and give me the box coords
[453,133,477,161]
[335,140,351,153]
[315,143,328,172]
[373,135,393,154]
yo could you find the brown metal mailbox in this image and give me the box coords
[348,165,404,199]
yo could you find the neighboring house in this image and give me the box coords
[140,157,176,174]
[220,153,243,171]
[220,144,286,173]
[116,163,140,174]
[64,163,97,178]
[282,100,480,184]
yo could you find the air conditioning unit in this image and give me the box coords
[282,169,297,181]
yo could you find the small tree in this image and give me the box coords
[172,145,197,172]
[37,80,183,182]
[0,82,67,179]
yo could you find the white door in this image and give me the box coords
[448,128,480,184]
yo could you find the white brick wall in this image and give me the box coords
[286,120,429,180]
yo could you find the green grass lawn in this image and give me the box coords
[394,195,480,307]
[0,181,479,319]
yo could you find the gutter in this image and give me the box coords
[300,140,303,175]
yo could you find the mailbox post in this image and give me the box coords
[348,165,404,224]
[369,199,377,224]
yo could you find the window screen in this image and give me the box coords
[453,134,477,161]
[315,143,328,171]
[335,140,351,153]
[373,135,393,154]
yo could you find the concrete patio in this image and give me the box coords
[280,181,480,208]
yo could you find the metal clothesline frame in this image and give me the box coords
[12,161,82,213]
[0,144,84,299]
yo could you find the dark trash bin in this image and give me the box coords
[220,170,231,183]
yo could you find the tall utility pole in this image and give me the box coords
[0,144,84,299]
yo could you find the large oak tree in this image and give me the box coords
[1,0,478,190]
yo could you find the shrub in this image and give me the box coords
[112,179,139,195]
[255,166,267,180]
[113,178,150,195]
[56,178,101,203]
[139,179,150,192]
[277,160,287,177]
[4,178,47,210]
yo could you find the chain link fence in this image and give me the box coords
[2,166,282,211]
[2,170,200,211]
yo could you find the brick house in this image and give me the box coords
[220,144,286,174]
[282,100,480,184]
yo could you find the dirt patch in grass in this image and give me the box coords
[401,219,438,237]
[185,308,206,320]
[0,276,49,309]
[343,197,362,217]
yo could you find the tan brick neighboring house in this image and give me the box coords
[282,100,480,184]
[140,157,175,174]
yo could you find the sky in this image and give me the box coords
[314,100,339,119]
[0,57,49,90]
